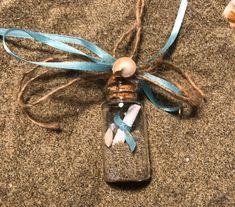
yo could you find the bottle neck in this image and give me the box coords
[106,75,139,103]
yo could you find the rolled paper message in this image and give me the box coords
[112,104,141,145]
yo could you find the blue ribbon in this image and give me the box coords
[114,113,137,152]
[140,72,182,113]
[0,0,188,114]
[143,0,188,63]
[0,0,187,70]
[0,28,115,72]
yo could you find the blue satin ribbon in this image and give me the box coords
[0,0,188,115]
[0,0,187,70]
[143,0,188,63]
[140,72,182,113]
[114,113,137,152]
[0,28,115,72]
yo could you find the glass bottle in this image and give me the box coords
[101,75,151,182]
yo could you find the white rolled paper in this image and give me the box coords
[112,104,141,145]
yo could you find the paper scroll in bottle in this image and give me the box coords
[112,104,141,145]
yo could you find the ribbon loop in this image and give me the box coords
[114,113,132,132]
[0,0,189,118]
[139,72,182,113]
[0,28,116,72]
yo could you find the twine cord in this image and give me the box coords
[137,60,205,107]
[18,57,110,129]
[113,0,204,110]
[112,0,145,59]
[0,0,205,130]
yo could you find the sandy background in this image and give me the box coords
[0,0,234,206]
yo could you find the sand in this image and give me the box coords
[0,0,234,206]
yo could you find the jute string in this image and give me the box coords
[112,0,145,59]
[18,0,205,129]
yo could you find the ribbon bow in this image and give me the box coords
[0,0,188,113]
[0,0,205,151]
[0,0,206,152]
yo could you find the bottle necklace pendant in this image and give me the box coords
[102,57,151,182]
[0,0,203,185]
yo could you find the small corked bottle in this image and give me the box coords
[101,57,151,182]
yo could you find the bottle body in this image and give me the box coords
[102,99,151,182]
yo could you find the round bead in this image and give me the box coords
[112,57,136,78]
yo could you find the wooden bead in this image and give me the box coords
[112,57,136,78]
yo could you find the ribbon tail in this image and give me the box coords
[125,131,137,152]
[143,0,188,63]
[140,72,182,113]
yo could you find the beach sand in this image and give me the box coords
[0,0,234,206]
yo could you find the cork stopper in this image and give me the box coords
[106,75,138,102]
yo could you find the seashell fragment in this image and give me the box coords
[104,123,115,147]
[223,0,235,29]
[112,57,136,78]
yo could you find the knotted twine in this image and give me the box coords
[0,0,205,130]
